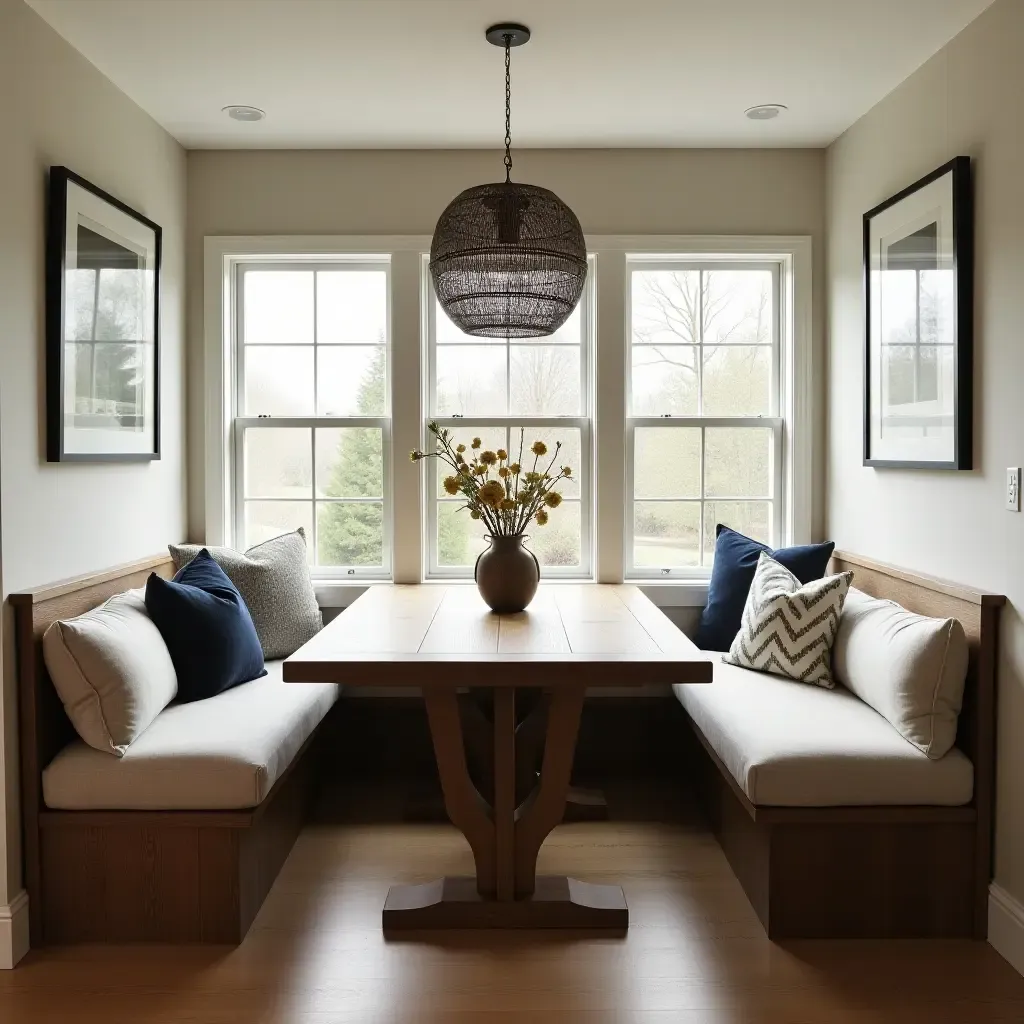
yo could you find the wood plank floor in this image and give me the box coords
[2,779,1023,1023]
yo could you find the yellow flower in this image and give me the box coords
[479,450,498,466]
[499,498,516,512]
[509,462,521,474]
[536,509,549,526]
[531,441,548,457]
[498,466,510,478]
[473,464,487,476]
[410,450,423,462]
[544,491,563,508]
[442,476,461,496]
[524,471,541,484]
[478,480,505,507]
[470,509,481,520]
[562,466,572,477]
[471,437,482,449]
[456,443,466,454]
[496,448,508,461]
[518,492,531,505]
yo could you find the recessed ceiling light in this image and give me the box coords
[745,104,787,121]
[223,105,265,122]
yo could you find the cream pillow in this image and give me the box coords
[724,552,853,688]
[43,589,177,756]
[832,587,969,759]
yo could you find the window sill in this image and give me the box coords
[313,578,709,610]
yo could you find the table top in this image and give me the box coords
[283,584,713,688]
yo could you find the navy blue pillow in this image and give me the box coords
[145,549,266,703]
[695,526,835,652]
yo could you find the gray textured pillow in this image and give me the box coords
[169,529,322,659]
[43,589,177,756]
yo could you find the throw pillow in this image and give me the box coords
[169,529,322,659]
[695,525,835,652]
[832,587,969,758]
[146,549,266,703]
[42,589,177,756]
[724,552,853,688]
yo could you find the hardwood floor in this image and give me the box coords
[2,778,1023,1023]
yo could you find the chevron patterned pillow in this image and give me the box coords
[723,552,854,688]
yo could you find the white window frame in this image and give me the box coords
[204,235,812,606]
[232,259,393,580]
[624,257,783,579]
[422,256,596,580]
[588,236,812,590]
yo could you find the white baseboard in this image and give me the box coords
[989,883,1024,978]
[0,890,29,969]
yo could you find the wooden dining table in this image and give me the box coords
[284,582,713,932]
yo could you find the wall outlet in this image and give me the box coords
[1007,467,1021,512]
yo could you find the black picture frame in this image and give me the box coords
[46,166,162,462]
[863,156,973,470]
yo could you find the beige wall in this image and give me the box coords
[0,0,188,906]
[186,147,827,543]
[826,0,1024,904]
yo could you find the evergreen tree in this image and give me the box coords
[318,347,386,566]
[438,505,471,566]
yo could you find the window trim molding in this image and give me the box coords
[233,258,392,579]
[204,234,813,591]
[203,235,431,572]
[623,256,783,579]
[421,255,597,581]
[585,235,813,583]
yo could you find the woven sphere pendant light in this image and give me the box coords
[430,25,587,339]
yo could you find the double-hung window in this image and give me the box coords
[234,260,391,578]
[424,261,594,578]
[211,237,807,589]
[625,259,783,576]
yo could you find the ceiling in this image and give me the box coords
[27,0,993,150]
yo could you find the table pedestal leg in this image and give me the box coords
[383,685,628,932]
[514,693,609,821]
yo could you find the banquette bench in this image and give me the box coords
[674,550,1003,939]
[13,548,1003,946]
[13,555,340,945]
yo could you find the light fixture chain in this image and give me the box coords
[504,35,512,182]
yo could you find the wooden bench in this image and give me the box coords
[13,555,337,945]
[677,551,1003,939]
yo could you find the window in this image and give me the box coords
[625,260,783,576]
[234,261,391,578]
[424,262,594,578]
[209,236,809,594]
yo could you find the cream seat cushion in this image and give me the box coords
[674,656,973,807]
[43,661,338,810]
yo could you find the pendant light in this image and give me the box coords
[429,24,587,338]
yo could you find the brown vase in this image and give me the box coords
[474,534,540,614]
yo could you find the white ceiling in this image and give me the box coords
[27,0,993,150]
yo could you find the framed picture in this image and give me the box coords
[863,156,972,469]
[46,166,161,461]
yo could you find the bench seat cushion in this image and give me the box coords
[43,661,338,811]
[674,656,973,807]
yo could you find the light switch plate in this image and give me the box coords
[1007,467,1021,512]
